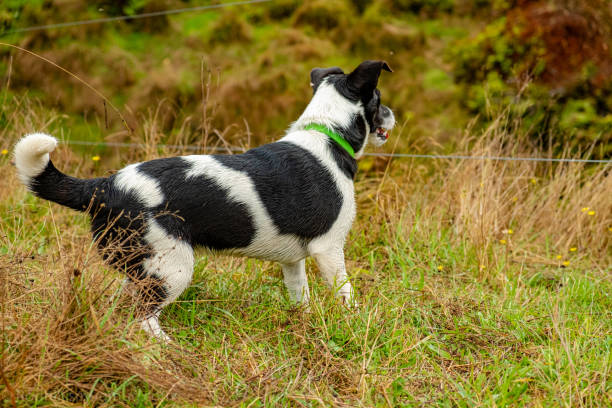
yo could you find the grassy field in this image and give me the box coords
[1,101,610,407]
[1,1,611,406]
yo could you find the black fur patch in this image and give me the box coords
[139,274,169,312]
[310,67,344,93]
[90,187,152,280]
[31,161,105,211]
[332,114,365,179]
[134,157,256,250]
[214,142,343,239]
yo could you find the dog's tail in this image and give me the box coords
[14,133,105,212]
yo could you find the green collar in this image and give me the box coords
[304,124,355,159]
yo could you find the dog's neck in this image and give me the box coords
[288,83,368,178]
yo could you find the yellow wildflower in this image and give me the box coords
[569,247,577,252]
[437,265,443,271]
[562,261,570,267]
[556,255,562,260]
[587,210,595,216]
[581,207,589,212]
[500,239,507,245]
[530,178,537,184]
[92,155,100,162]
[1,149,8,155]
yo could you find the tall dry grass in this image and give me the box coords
[364,115,611,271]
[0,95,610,405]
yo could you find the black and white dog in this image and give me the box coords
[14,60,395,341]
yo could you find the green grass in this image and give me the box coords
[1,0,610,398]
[1,156,610,406]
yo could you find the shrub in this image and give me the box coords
[451,0,612,158]
[385,0,455,14]
[348,1,424,53]
[208,11,253,45]
[266,0,301,21]
[292,0,356,31]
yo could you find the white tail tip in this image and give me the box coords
[14,133,58,187]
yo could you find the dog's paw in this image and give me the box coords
[141,316,172,343]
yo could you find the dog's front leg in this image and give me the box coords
[282,259,310,305]
[313,248,356,307]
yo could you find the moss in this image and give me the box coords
[384,0,455,15]
[266,0,300,21]
[423,68,454,92]
[208,11,253,45]
[0,9,14,34]
[258,29,335,65]
[292,0,356,32]
[349,0,371,13]
[350,5,424,54]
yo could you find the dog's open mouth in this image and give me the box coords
[376,127,389,140]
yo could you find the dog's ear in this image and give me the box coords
[347,60,392,97]
[310,67,344,90]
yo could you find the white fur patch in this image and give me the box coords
[290,82,362,133]
[114,163,165,208]
[182,155,307,263]
[282,259,310,304]
[381,109,396,131]
[141,313,171,342]
[13,133,58,188]
[142,218,194,305]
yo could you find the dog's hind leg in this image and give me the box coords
[139,219,194,341]
[312,247,356,307]
[281,259,310,305]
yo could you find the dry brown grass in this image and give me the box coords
[357,117,610,271]
[0,97,610,406]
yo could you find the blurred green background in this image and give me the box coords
[1,0,611,158]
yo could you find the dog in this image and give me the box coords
[14,60,395,341]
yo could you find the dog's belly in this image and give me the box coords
[177,205,308,263]
[213,233,309,264]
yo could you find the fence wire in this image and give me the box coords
[1,0,273,36]
[62,140,611,164]
[2,0,610,165]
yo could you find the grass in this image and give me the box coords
[0,97,610,407]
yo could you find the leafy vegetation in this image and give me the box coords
[452,0,612,158]
[2,0,609,157]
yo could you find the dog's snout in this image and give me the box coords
[378,105,395,130]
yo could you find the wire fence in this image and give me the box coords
[2,0,611,165]
[63,139,612,164]
[0,0,273,36]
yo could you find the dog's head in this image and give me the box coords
[304,60,395,157]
